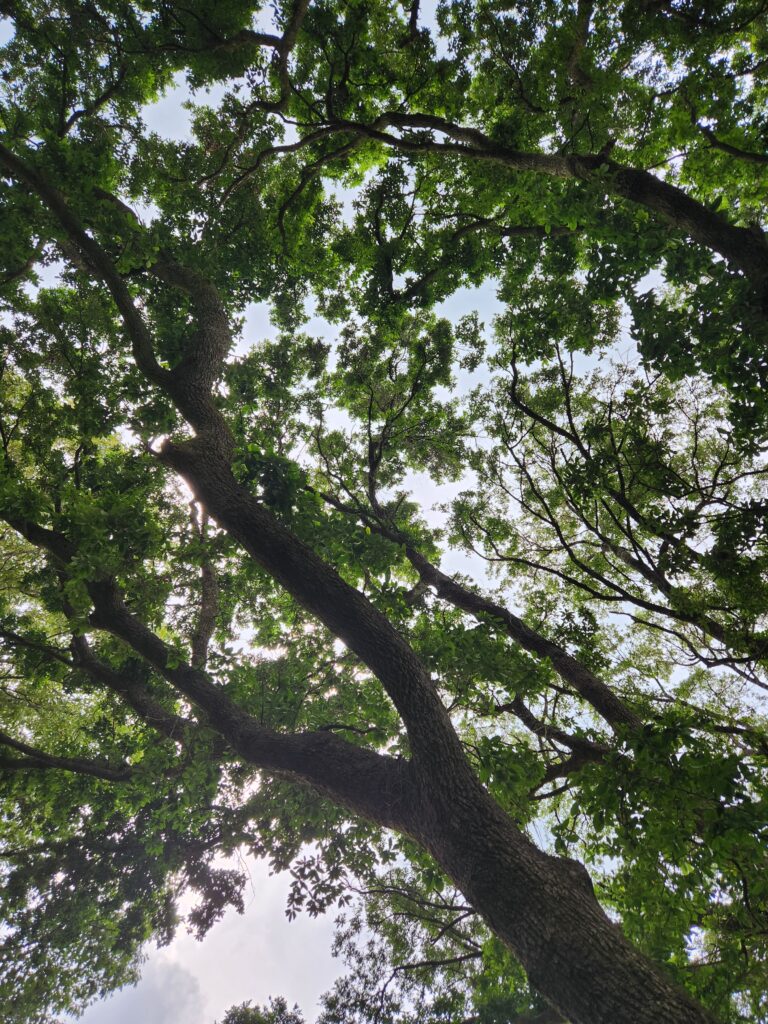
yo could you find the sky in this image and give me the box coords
[73,856,339,1024]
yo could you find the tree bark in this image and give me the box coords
[411,765,717,1024]
[160,440,718,1024]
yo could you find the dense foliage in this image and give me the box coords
[0,2,766,1022]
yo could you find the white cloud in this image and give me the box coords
[74,858,340,1024]
[77,957,206,1024]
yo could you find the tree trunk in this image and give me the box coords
[410,764,716,1024]
[163,440,718,1024]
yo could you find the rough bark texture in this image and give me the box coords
[411,767,717,1024]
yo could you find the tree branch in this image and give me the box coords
[189,503,219,670]
[82,576,419,829]
[320,112,768,292]
[0,729,132,782]
[696,123,768,166]
[0,142,168,385]
[316,489,640,734]
[0,511,419,829]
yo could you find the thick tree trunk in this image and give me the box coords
[410,765,716,1024]
[162,441,718,1024]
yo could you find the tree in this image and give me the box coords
[0,1,766,1022]
[219,997,306,1024]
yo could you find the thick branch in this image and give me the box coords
[0,729,132,782]
[69,633,195,741]
[221,0,311,112]
[1,513,418,827]
[324,114,768,291]
[410,551,640,731]
[0,142,168,384]
[316,489,639,734]
[159,440,474,779]
[502,695,610,761]
[189,504,219,670]
[697,123,768,165]
[566,0,594,89]
[84,578,418,829]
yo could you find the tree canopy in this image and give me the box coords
[0,2,767,1022]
